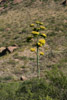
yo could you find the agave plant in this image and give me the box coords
[29,21,47,79]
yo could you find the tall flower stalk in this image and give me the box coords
[37,38,39,78]
[29,21,47,79]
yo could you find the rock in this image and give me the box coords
[0,46,18,57]
[20,75,27,81]
[0,47,6,53]
[0,47,10,56]
[7,46,18,53]
[62,0,67,5]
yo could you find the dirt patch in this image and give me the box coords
[13,0,22,4]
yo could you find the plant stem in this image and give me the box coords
[37,37,40,79]
[37,46,39,78]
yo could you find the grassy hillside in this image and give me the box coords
[0,0,67,100]
[0,0,66,79]
[0,0,67,82]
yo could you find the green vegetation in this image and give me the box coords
[0,68,67,100]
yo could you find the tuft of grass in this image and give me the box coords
[0,76,13,82]
[7,59,18,66]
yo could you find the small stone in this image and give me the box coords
[20,76,27,81]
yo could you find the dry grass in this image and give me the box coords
[0,0,67,81]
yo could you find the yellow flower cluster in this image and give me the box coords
[39,22,43,25]
[40,26,46,30]
[36,21,40,24]
[41,33,47,38]
[39,39,45,45]
[32,31,39,35]
[36,21,43,25]
[40,52,44,55]
[30,48,36,52]
[37,42,42,47]
[30,24,34,27]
